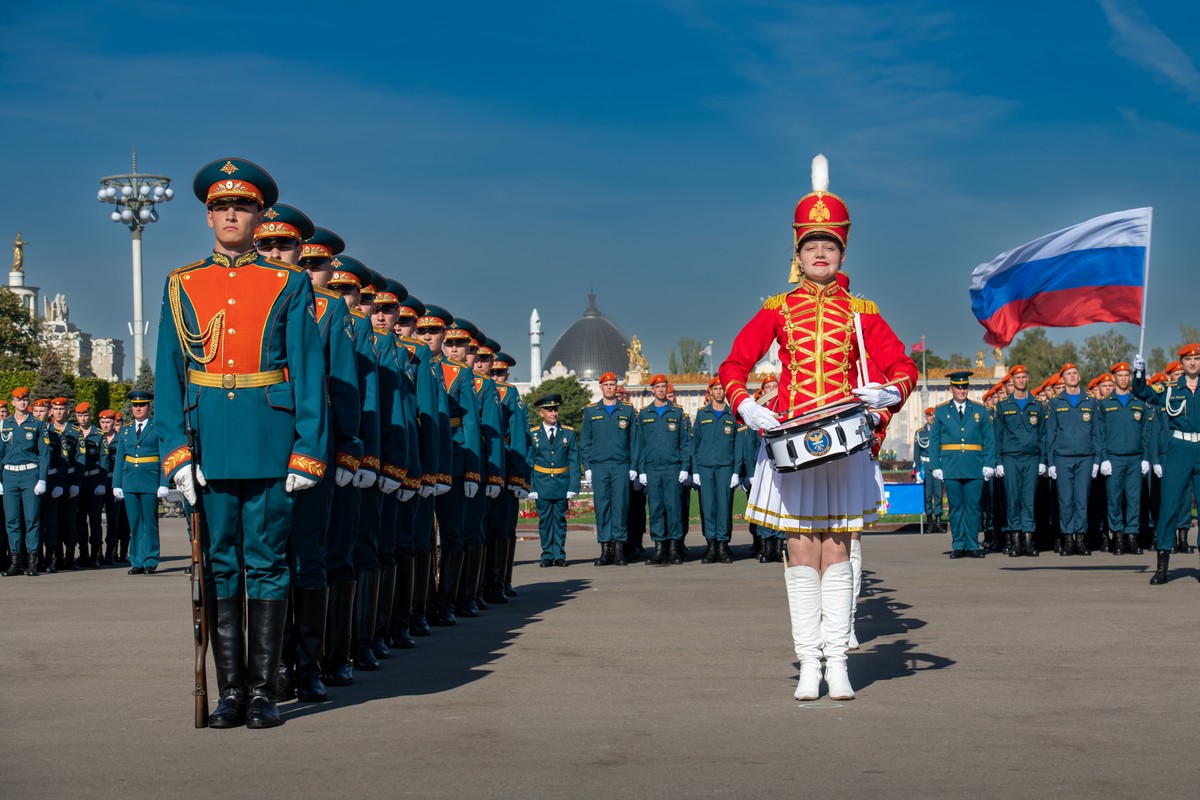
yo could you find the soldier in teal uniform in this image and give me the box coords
[993,365,1044,556]
[98,409,122,563]
[1045,362,1101,556]
[0,387,51,577]
[461,329,505,614]
[528,394,581,566]
[112,391,169,574]
[580,371,636,566]
[72,403,106,565]
[156,158,329,729]
[634,374,692,565]
[912,407,945,532]
[692,377,739,564]
[44,398,79,572]
[929,371,996,558]
[487,349,531,597]
[1098,361,1150,556]
[1133,345,1200,583]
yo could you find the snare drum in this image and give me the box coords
[763,401,873,472]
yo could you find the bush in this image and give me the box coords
[74,377,110,412]
[0,369,37,399]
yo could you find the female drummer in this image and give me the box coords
[718,155,917,701]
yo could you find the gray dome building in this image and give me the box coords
[544,291,630,381]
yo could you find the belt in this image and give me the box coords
[48,468,58,475]
[940,444,983,451]
[919,457,930,462]
[1173,430,1200,443]
[449,417,463,428]
[125,456,161,464]
[83,468,101,477]
[533,465,569,475]
[3,463,37,472]
[189,369,286,389]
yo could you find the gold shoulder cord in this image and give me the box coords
[168,273,224,365]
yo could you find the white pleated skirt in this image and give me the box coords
[746,441,884,534]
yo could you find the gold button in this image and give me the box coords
[227,359,235,367]
[228,392,235,399]
[229,271,236,277]
[228,298,236,305]
[228,328,236,335]
[277,271,285,277]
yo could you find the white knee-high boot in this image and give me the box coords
[820,560,856,700]
[784,564,822,701]
[848,538,862,651]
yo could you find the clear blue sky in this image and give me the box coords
[3,1,1199,380]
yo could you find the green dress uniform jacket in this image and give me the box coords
[1134,372,1200,549]
[993,395,1044,534]
[530,423,581,561]
[433,355,481,554]
[913,423,943,519]
[44,421,79,555]
[633,402,692,542]
[113,417,168,570]
[464,373,504,548]
[928,399,995,552]
[581,400,636,545]
[0,414,51,553]
[691,404,738,542]
[1097,392,1150,536]
[1045,392,1101,536]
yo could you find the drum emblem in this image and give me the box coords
[803,428,833,456]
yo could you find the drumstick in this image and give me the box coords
[774,378,908,418]
[854,312,870,389]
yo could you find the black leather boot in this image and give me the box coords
[410,552,433,635]
[1182,530,1192,553]
[1073,534,1091,556]
[1125,534,1143,555]
[245,599,288,729]
[716,541,734,564]
[700,540,718,564]
[504,536,519,596]
[1007,532,1020,557]
[352,570,381,670]
[456,546,481,618]
[373,565,396,659]
[1173,530,1185,554]
[209,597,247,728]
[1113,533,1126,555]
[594,542,614,567]
[389,558,417,649]
[645,542,667,565]
[1149,550,1170,585]
[611,540,628,566]
[474,544,489,611]
[667,539,684,565]
[433,551,463,626]
[2,558,20,577]
[24,551,38,576]
[483,542,510,603]
[933,516,944,533]
[1023,532,1039,557]
[322,578,356,687]
[293,587,328,702]
[1058,535,1072,556]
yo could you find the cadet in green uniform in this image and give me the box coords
[46,398,79,571]
[528,394,581,565]
[928,371,996,558]
[112,391,169,574]
[1098,361,1150,556]
[913,407,944,532]
[634,374,692,565]
[1045,362,1101,556]
[580,371,636,566]
[73,402,106,565]
[487,350,531,595]
[0,387,50,576]
[692,378,739,564]
[98,409,122,563]
[993,365,1044,556]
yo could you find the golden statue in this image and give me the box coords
[993,347,1003,364]
[627,335,650,373]
[13,232,29,272]
[975,350,986,369]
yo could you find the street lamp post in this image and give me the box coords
[97,149,173,377]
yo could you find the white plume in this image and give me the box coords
[811,154,829,192]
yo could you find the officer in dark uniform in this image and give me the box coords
[98,409,121,563]
[44,397,79,571]
[73,402,107,565]
[928,371,995,558]
[634,374,692,565]
[580,371,636,566]
[112,391,169,574]
[913,407,944,532]
[1098,361,1150,556]
[0,387,50,576]
[1045,362,1101,556]
[528,394,581,566]
[692,377,739,563]
[488,350,531,596]
[993,365,1044,556]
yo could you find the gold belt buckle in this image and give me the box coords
[222,374,235,389]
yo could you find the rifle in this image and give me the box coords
[186,384,209,728]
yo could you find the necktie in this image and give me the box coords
[137,422,144,437]
[957,405,964,420]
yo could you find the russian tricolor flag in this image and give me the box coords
[969,208,1151,348]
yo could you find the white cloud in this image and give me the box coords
[1098,0,1200,101]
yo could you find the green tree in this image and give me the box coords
[133,359,154,394]
[945,353,972,371]
[1149,346,1168,371]
[910,346,947,373]
[667,337,706,375]
[33,346,75,400]
[1007,329,1079,382]
[0,287,42,371]
[1080,330,1133,378]
[525,375,593,430]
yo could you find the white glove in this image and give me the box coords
[1142,460,1150,476]
[692,473,701,486]
[730,474,741,489]
[286,474,318,493]
[517,489,530,500]
[112,487,124,501]
[567,491,577,499]
[982,467,994,481]
[1091,464,1099,479]
[194,466,207,487]
[1133,354,1146,372]
[399,488,416,502]
[585,469,592,483]
[335,467,354,487]
[464,481,478,499]
[931,469,944,481]
[852,382,902,409]
[34,480,46,496]
[737,397,780,432]
[1038,463,1046,476]
[69,485,79,499]
[678,470,689,484]
[52,486,64,499]
[352,469,377,489]
[156,486,169,499]
[0,483,4,496]
[526,491,538,501]
[94,484,107,496]
[638,473,648,487]
[1100,460,1113,477]
[1048,466,1057,480]
[629,470,638,481]
[434,482,451,496]
[379,476,401,495]
[485,484,500,499]
[173,471,196,504]
[1154,464,1163,478]
[419,483,434,497]
[995,464,1005,478]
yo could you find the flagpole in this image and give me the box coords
[708,339,714,376]
[921,335,928,405]
[1138,207,1153,357]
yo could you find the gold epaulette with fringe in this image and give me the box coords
[849,297,879,315]
[762,292,788,311]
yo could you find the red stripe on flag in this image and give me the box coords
[978,285,1142,348]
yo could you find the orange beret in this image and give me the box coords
[1087,377,1101,391]
[1050,373,1064,384]
[114,412,124,421]
[598,372,617,384]
[51,397,68,407]
[0,399,7,408]
[707,376,721,388]
[1178,344,1200,358]
[75,402,91,413]
[1111,362,1131,373]
[924,407,934,415]
[11,386,29,399]
[1060,362,1078,374]
[759,375,778,388]
[1165,360,1182,373]
[1150,372,1169,384]
[98,409,116,420]
[1009,364,1027,376]
[649,374,667,386]
[32,398,50,409]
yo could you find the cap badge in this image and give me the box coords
[809,198,830,223]
[331,257,343,267]
[263,208,279,219]
[220,161,239,175]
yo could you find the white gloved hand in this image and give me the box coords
[95,484,107,496]
[629,470,638,481]
[52,486,64,499]
[585,469,592,483]
[567,491,577,499]
[995,464,1005,478]
[434,482,451,496]
[352,469,377,489]
[463,481,478,499]
[286,474,318,493]
[0,483,4,496]
[1133,354,1146,372]
[638,473,648,487]
[112,487,124,501]
[156,486,169,499]
[69,485,79,499]
[485,484,500,499]
[1100,460,1113,477]
[335,467,354,487]
[1047,466,1057,480]
[1153,464,1163,478]
[1038,463,1046,476]
[691,473,700,486]
[931,469,944,482]
[420,483,435,498]
[379,476,401,495]
[526,491,538,501]
[194,466,207,487]
[34,480,46,496]
[399,488,416,502]
[1091,464,1099,479]
[730,474,741,489]
[173,472,196,504]
[1142,460,1150,476]
[852,382,902,409]
[737,398,780,432]
[678,470,688,484]
[983,467,994,481]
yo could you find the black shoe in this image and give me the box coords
[700,540,718,564]
[716,541,734,564]
[1007,532,1020,557]
[1073,535,1091,556]
[553,558,567,567]
[295,670,327,703]
[539,559,553,568]
[410,615,432,636]
[1149,550,1170,585]
[25,559,38,576]
[646,543,667,566]
[44,558,57,574]
[353,570,381,668]
[611,543,628,566]
[1058,535,1072,556]
[594,542,614,567]
[1022,532,1039,557]
[209,693,247,728]
[371,634,391,659]
[64,556,78,571]
[145,566,157,574]
[1125,534,1143,555]
[432,607,457,627]
[323,661,354,687]
[210,596,248,728]
[503,583,518,597]
[245,695,282,729]
[667,540,683,565]
[749,533,762,557]
[3,561,22,577]
[128,567,145,575]
[949,550,967,559]
[965,549,985,558]
[322,579,356,686]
